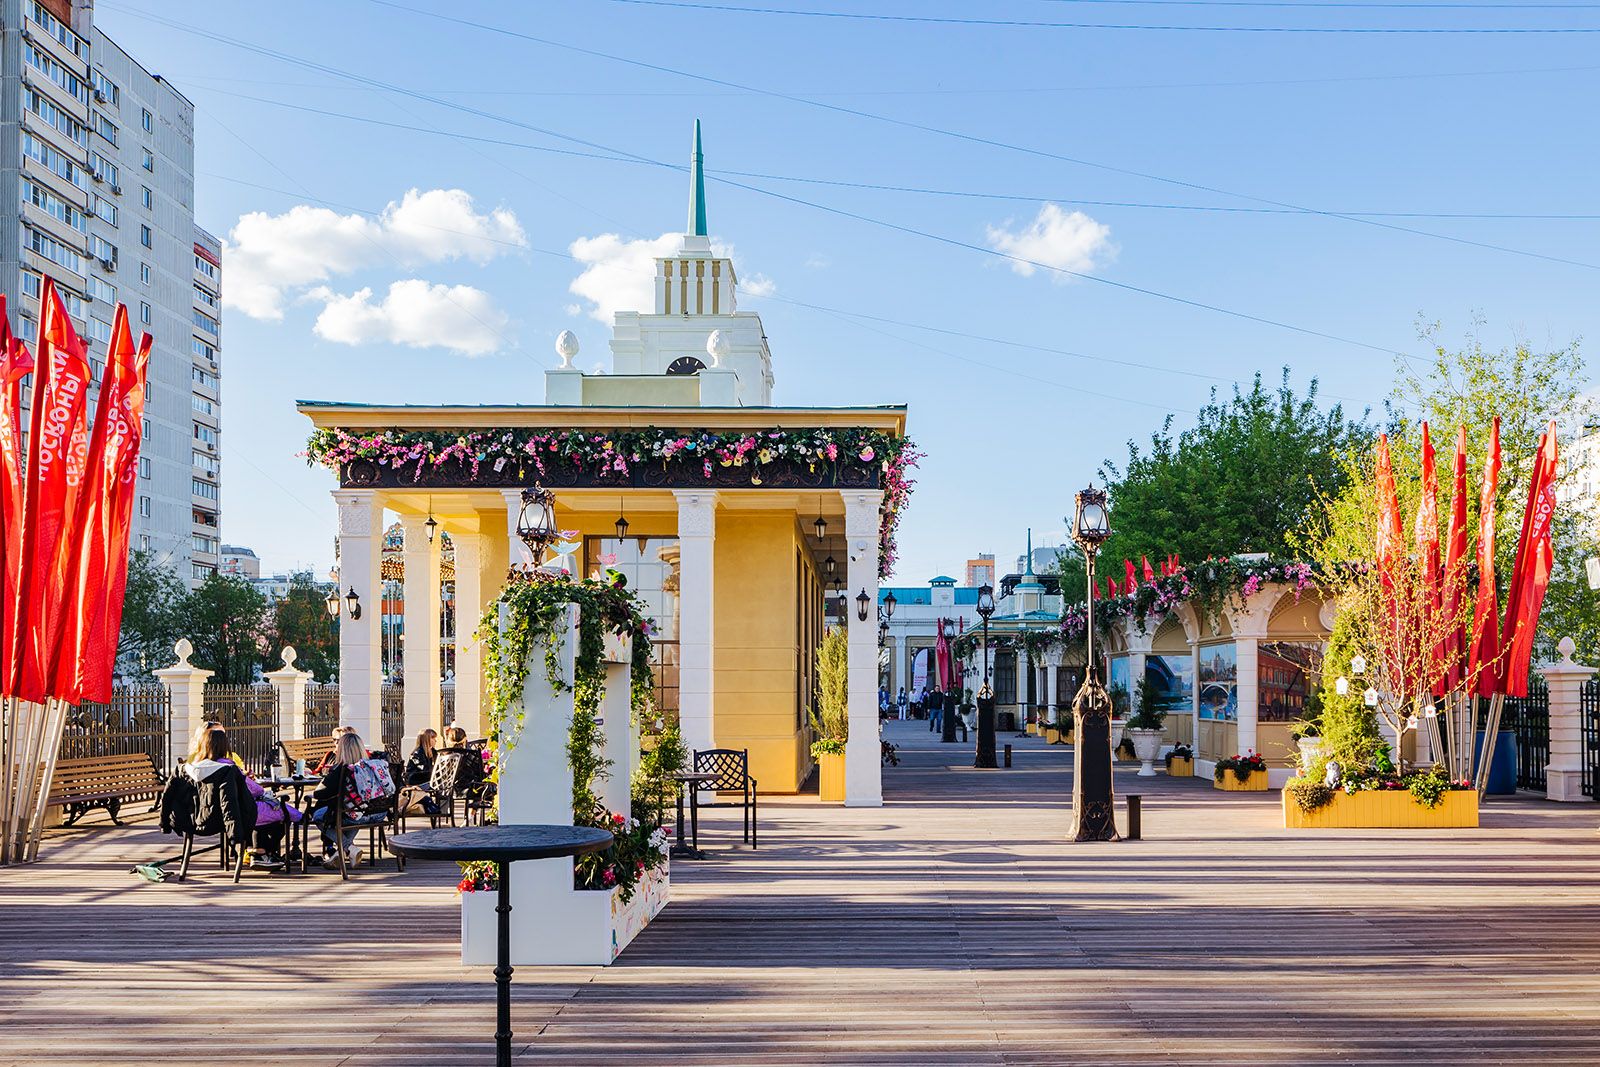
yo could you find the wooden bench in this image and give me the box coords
[47,753,164,827]
[277,736,335,772]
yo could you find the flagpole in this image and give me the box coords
[24,697,70,861]
[1476,693,1506,798]
[3,697,41,865]
[0,694,14,863]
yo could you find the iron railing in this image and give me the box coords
[203,683,279,776]
[1501,681,1549,792]
[381,683,404,757]
[1582,676,1600,800]
[305,682,340,739]
[441,684,456,728]
[59,685,171,772]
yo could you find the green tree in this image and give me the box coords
[116,548,185,677]
[1099,370,1371,567]
[266,571,339,681]
[181,572,270,684]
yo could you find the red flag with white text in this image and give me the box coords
[1440,426,1469,690]
[1466,420,1502,696]
[1498,425,1558,698]
[1414,424,1441,692]
[0,298,34,697]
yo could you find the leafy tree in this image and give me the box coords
[1098,370,1371,567]
[1043,542,1089,605]
[181,572,270,684]
[266,571,339,682]
[116,548,185,678]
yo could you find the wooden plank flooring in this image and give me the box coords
[4,720,1600,1065]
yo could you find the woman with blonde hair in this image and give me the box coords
[307,731,381,867]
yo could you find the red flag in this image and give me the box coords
[13,278,93,703]
[1142,555,1155,584]
[0,298,34,697]
[1373,435,1404,693]
[1107,577,1118,597]
[1440,427,1469,690]
[1466,419,1502,696]
[65,309,150,704]
[1414,424,1441,692]
[1498,424,1558,698]
[1124,559,1136,592]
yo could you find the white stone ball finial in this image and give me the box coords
[281,646,299,670]
[705,328,729,368]
[1558,636,1577,664]
[173,637,194,668]
[555,330,580,368]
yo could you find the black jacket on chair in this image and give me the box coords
[159,774,198,836]
[182,759,256,845]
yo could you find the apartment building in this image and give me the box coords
[1,0,219,584]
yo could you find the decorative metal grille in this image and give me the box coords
[202,683,279,776]
[1582,676,1600,800]
[305,682,340,739]
[1501,680,1549,792]
[381,683,404,757]
[58,685,171,772]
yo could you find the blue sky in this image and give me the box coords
[98,1,1600,580]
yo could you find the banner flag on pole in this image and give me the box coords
[1414,423,1441,692]
[1467,419,1502,696]
[1498,424,1558,698]
[1141,556,1155,584]
[1374,434,1404,693]
[1440,426,1469,691]
[0,299,34,698]
[1123,558,1136,592]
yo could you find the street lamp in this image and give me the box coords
[883,590,897,620]
[614,495,630,541]
[345,586,362,621]
[324,587,341,620]
[1069,484,1116,841]
[974,582,997,768]
[515,484,558,568]
[824,554,836,577]
[856,588,871,622]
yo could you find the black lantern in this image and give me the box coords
[1072,484,1111,554]
[856,587,871,622]
[824,554,836,576]
[883,590,896,619]
[814,514,827,541]
[615,496,629,541]
[975,583,995,620]
[879,618,890,644]
[424,514,438,544]
[345,586,362,621]
[324,587,341,619]
[515,484,558,563]
[836,592,848,616]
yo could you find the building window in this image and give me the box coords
[141,107,153,132]
[191,393,214,415]
[22,178,87,232]
[193,534,218,555]
[139,224,152,249]
[192,310,219,336]
[23,133,87,190]
[90,68,118,103]
[139,456,150,479]
[193,284,219,310]
[87,316,113,344]
[194,253,217,280]
[191,365,218,389]
[141,148,154,172]
[192,449,219,475]
[93,111,118,146]
[140,301,151,325]
[140,262,151,285]
[141,186,153,209]
[91,153,119,188]
[137,495,151,518]
[994,652,1016,706]
[26,227,84,274]
[192,338,217,362]
[87,276,116,305]
[23,41,89,105]
[193,423,218,446]
[26,87,90,148]
[191,478,219,501]
[91,194,116,225]
[193,563,215,580]
[30,2,88,58]
[90,234,116,264]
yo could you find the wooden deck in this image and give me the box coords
[4,720,1600,1065]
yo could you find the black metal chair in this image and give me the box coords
[692,748,758,848]
[301,793,403,880]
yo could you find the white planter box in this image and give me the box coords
[461,862,670,966]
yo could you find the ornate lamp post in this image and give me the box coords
[515,485,558,574]
[1069,484,1116,841]
[974,583,997,768]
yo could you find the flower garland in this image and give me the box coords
[474,570,667,903]
[306,425,921,578]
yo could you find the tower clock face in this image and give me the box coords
[667,356,706,375]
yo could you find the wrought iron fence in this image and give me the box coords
[59,685,171,772]
[1501,680,1550,793]
[305,682,340,739]
[1582,676,1600,800]
[203,683,280,777]
[381,683,404,757]
[441,684,456,728]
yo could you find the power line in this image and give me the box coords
[1033,1,1600,9]
[603,0,1600,31]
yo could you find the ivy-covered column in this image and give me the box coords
[843,490,883,807]
[401,514,442,739]
[333,489,383,743]
[674,490,718,759]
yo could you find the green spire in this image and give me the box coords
[688,119,708,237]
[1024,528,1034,576]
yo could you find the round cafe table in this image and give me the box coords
[388,825,613,1067]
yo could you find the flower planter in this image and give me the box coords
[1166,757,1194,777]
[818,751,846,803]
[1214,769,1270,791]
[1282,788,1479,829]
[1043,725,1061,745]
[1025,721,1040,737]
[1296,736,1327,772]
[1127,728,1162,778]
[461,863,671,966]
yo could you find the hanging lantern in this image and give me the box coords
[516,484,558,563]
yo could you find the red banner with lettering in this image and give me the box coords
[14,279,93,703]
[1466,419,1502,696]
[0,299,34,697]
[1498,424,1558,698]
[1413,424,1441,692]
[1440,426,1469,691]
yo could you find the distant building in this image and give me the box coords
[964,553,995,588]
[1556,418,1600,533]
[219,544,260,579]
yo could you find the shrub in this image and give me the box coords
[1127,677,1168,731]
[1286,777,1335,813]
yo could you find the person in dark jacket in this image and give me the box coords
[307,731,387,867]
[180,728,255,853]
[405,728,438,786]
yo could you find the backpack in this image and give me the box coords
[344,758,396,807]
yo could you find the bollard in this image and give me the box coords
[1125,794,1142,840]
[1003,744,1012,768]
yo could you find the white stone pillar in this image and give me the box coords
[842,490,883,806]
[452,529,485,736]
[334,489,383,744]
[1234,638,1260,756]
[674,490,718,757]
[1044,646,1063,724]
[894,634,908,700]
[154,639,212,769]
[502,489,536,572]
[1541,638,1596,802]
[1015,647,1029,724]
[264,647,311,745]
[400,514,442,740]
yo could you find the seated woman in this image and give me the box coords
[181,728,257,864]
[307,731,386,868]
[402,728,440,816]
[189,722,297,868]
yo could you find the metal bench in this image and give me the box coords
[47,753,164,826]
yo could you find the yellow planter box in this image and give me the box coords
[1214,769,1270,791]
[1281,787,1479,828]
[1044,726,1060,744]
[1166,757,1193,777]
[1026,721,1040,736]
[818,752,846,803]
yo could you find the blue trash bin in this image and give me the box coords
[1473,730,1518,795]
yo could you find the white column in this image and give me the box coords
[154,639,212,768]
[1044,646,1063,724]
[452,530,484,735]
[264,647,311,745]
[895,634,909,699]
[1234,637,1260,756]
[334,490,384,744]
[1015,648,1028,724]
[1541,638,1596,801]
[842,490,883,807]
[674,490,718,757]
[501,489,536,572]
[400,515,442,740]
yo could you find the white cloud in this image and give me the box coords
[307,280,509,357]
[567,232,770,322]
[984,204,1113,281]
[226,189,526,319]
